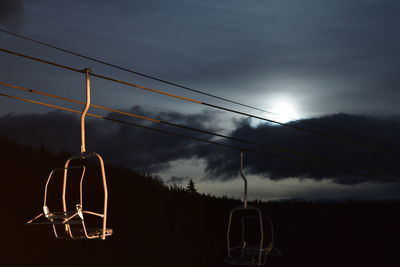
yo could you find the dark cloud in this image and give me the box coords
[1,108,400,185]
[0,0,24,30]
[202,114,400,184]
[0,107,220,172]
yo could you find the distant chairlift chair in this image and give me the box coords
[226,152,280,266]
[26,69,112,240]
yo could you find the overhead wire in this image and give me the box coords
[1,81,400,182]
[1,28,398,149]
[0,29,270,109]
[1,47,400,157]
[1,91,399,184]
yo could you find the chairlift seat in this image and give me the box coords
[27,206,113,239]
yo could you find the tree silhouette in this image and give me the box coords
[186,179,197,194]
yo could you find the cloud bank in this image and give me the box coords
[0,107,220,172]
[1,108,400,185]
[203,114,400,184]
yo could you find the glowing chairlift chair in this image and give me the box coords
[27,69,112,240]
[226,152,278,266]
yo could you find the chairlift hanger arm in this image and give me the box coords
[240,152,248,208]
[80,68,91,154]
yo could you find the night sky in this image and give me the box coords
[1,0,400,200]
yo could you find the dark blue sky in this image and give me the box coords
[1,0,400,200]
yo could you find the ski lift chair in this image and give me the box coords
[27,69,112,240]
[227,207,274,266]
[226,152,280,266]
[27,153,113,240]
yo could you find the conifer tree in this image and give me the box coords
[186,179,197,194]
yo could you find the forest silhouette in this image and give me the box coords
[1,134,399,267]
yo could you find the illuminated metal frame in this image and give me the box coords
[27,68,111,240]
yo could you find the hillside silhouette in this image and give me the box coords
[1,135,400,267]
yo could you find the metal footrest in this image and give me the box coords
[227,246,268,266]
[64,228,113,240]
[27,211,83,225]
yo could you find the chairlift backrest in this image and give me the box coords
[227,205,268,266]
[27,154,112,239]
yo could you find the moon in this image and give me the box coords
[269,101,299,124]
